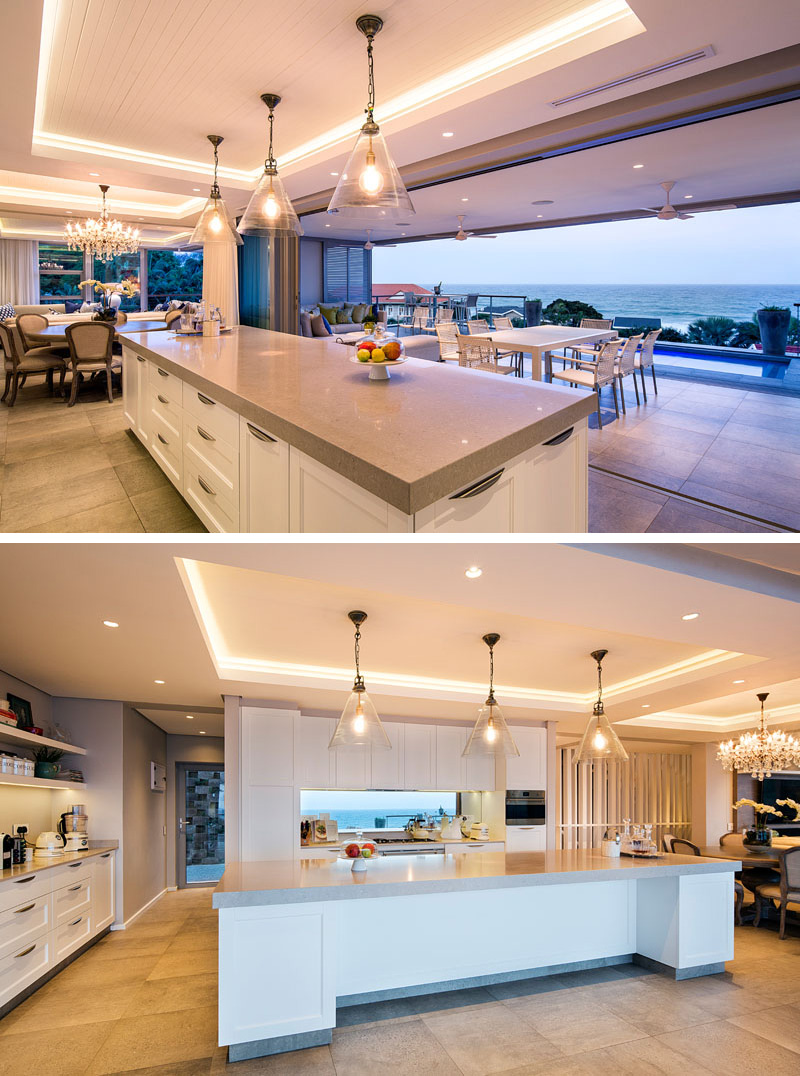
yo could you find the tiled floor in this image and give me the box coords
[0,379,205,532]
[2,888,799,1074]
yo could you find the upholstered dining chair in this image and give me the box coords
[662,833,677,852]
[671,838,701,856]
[720,832,780,894]
[550,339,619,429]
[754,846,800,939]
[0,322,67,406]
[635,329,661,399]
[64,322,119,406]
[16,312,56,352]
[456,333,513,376]
[435,324,459,363]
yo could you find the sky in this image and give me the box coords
[301,790,459,814]
[372,202,800,287]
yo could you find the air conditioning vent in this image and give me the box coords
[549,46,715,107]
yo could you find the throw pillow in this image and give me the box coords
[299,312,313,337]
[64,300,82,313]
[351,303,367,324]
[341,304,355,322]
[311,314,332,337]
[80,301,102,313]
[318,304,339,325]
[0,303,15,322]
[336,309,351,324]
[168,299,185,310]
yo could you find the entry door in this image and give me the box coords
[176,763,225,888]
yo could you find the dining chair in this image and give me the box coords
[435,307,454,323]
[635,330,661,399]
[613,334,643,413]
[662,833,677,852]
[64,322,119,406]
[16,312,54,352]
[550,340,619,429]
[410,310,432,334]
[563,318,614,368]
[435,324,459,363]
[455,333,513,376]
[486,316,521,375]
[753,846,800,939]
[734,880,745,926]
[466,320,489,334]
[0,322,67,406]
[671,838,701,856]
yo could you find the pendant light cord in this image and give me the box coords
[594,655,604,716]
[365,31,376,122]
[211,140,220,198]
[488,641,494,696]
[266,107,277,172]
[353,620,364,691]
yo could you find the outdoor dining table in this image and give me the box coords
[471,325,617,382]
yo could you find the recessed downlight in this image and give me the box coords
[536,214,543,218]
[103,620,119,628]
[89,172,100,177]
[198,730,206,735]
[192,188,201,192]
[465,566,482,579]
[330,171,339,176]
[154,679,165,684]
[641,704,650,708]
[681,612,699,621]
[442,131,454,137]
[733,679,745,684]
[633,163,644,169]
[684,194,693,199]
[461,197,469,202]
[186,715,194,720]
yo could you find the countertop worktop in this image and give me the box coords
[0,841,118,883]
[213,849,738,908]
[122,327,595,514]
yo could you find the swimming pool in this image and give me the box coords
[654,343,788,380]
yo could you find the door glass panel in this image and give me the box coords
[184,768,225,884]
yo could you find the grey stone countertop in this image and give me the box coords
[212,849,739,908]
[0,841,119,883]
[122,327,595,514]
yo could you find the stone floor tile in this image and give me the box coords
[86,1005,220,1075]
[114,456,170,497]
[0,1019,116,1075]
[2,423,100,464]
[589,471,666,532]
[23,497,145,533]
[645,498,774,533]
[53,953,161,989]
[210,1045,335,1074]
[0,980,141,1035]
[330,1019,462,1075]
[103,429,151,464]
[507,992,647,1055]
[146,947,218,980]
[660,396,740,420]
[591,435,705,480]
[102,1060,212,1076]
[728,1002,800,1054]
[657,1019,800,1074]
[124,972,218,1016]
[423,1002,563,1074]
[130,485,206,532]
[3,442,111,495]
[0,467,129,531]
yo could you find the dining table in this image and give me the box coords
[471,325,617,382]
[35,319,169,342]
[698,845,783,868]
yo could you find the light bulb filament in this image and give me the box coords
[352,699,365,736]
[485,715,497,743]
[264,183,279,219]
[592,725,608,752]
[209,210,223,233]
[358,146,384,195]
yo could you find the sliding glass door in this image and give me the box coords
[176,763,225,887]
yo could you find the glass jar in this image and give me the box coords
[23,760,35,777]
[12,757,24,775]
[0,755,13,774]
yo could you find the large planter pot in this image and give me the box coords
[756,308,791,357]
[524,299,542,326]
[743,826,772,849]
[34,761,60,779]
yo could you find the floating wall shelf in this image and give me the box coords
[0,772,85,791]
[0,724,86,756]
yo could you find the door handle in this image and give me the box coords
[136,356,145,363]
[100,853,111,858]
[68,884,82,892]
[13,903,36,914]
[543,427,574,447]
[247,422,276,443]
[449,468,504,500]
[67,862,81,869]
[178,817,185,835]
[157,368,168,378]
[197,476,216,496]
[157,433,168,445]
[197,426,215,442]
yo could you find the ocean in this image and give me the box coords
[438,284,799,332]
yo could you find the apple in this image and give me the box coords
[359,341,376,352]
[345,843,361,858]
[362,842,376,854]
[361,848,372,858]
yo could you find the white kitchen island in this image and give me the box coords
[121,327,594,533]
[212,849,737,1061]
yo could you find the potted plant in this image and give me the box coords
[33,747,64,780]
[756,305,791,356]
[525,298,543,326]
[79,278,140,322]
[733,798,783,847]
[432,281,442,296]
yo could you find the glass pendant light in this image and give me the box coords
[463,634,519,758]
[189,135,243,246]
[575,650,629,763]
[327,15,415,218]
[238,94,303,237]
[329,611,391,750]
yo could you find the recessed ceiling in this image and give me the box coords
[135,707,224,738]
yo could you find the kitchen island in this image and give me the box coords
[121,327,594,533]
[212,849,737,1061]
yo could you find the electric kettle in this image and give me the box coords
[440,815,465,840]
[34,831,66,858]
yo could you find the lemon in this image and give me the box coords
[357,349,370,362]
[371,348,386,362]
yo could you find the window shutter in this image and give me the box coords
[325,245,348,301]
[347,247,365,302]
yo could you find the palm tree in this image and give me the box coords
[686,316,736,346]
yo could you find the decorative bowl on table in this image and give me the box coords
[339,841,379,872]
[351,328,406,381]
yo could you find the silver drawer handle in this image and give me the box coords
[136,356,145,363]
[14,876,35,884]
[543,427,574,447]
[68,884,82,892]
[157,433,168,445]
[197,476,216,496]
[157,367,168,378]
[70,916,83,926]
[197,393,215,406]
[157,394,169,405]
[15,945,36,958]
[247,422,276,443]
[100,853,111,859]
[449,468,504,500]
[197,425,215,442]
[67,862,81,869]
[14,903,36,914]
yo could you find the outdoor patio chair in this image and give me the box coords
[613,334,642,413]
[435,307,454,323]
[64,322,120,406]
[550,339,619,429]
[455,333,513,376]
[753,846,800,940]
[466,320,489,334]
[635,329,661,398]
[563,318,614,368]
[489,315,521,375]
[410,310,433,334]
[0,321,67,406]
[435,324,459,363]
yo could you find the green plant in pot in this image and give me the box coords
[733,798,782,847]
[756,305,791,357]
[33,747,64,780]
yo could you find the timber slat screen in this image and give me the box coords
[556,747,692,849]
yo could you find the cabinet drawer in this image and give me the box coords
[148,381,183,428]
[184,416,238,496]
[183,383,238,445]
[0,895,50,961]
[0,934,51,1010]
[149,408,183,489]
[54,877,91,926]
[149,362,178,392]
[414,464,516,533]
[48,861,92,888]
[184,458,239,533]
[55,912,92,961]
[0,872,50,914]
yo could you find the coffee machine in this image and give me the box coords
[58,804,89,852]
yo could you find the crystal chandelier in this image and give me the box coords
[575,650,629,763]
[329,611,391,750]
[462,634,519,758]
[717,691,800,780]
[64,185,140,263]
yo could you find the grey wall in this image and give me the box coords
[165,734,224,889]
[122,706,167,922]
[0,669,58,842]
[0,669,53,730]
[299,238,323,308]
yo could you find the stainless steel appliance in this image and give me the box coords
[371,837,444,856]
[58,805,89,852]
[505,789,546,826]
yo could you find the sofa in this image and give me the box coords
[2,304,166,325]
[299,302,387,338]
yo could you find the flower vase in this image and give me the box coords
[743,827,772,848]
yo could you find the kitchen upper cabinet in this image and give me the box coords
[294,716,334,788]
[333,745,370,790]
[435,726,466,790]
[403,724,435,790]
[505,727,547,790]
[370,722,404,789]
[242,708,295,786]
[465,753,496,793]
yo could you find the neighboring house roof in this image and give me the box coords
[372,283,434,298]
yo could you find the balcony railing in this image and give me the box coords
[372,292,529,330]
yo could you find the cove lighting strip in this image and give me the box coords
[0,220,192,245]
[0,182,205,218]
[33,0,635,179]
[178,558,740,711]
[619,701,800,733]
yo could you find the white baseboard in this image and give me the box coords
[166,886,178,892]
[111,888,168,931]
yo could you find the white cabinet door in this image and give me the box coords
[242,708,295,786]
[505,727,547,790]
[239,417,290,533]
[333,746,370,790]
[518,422,588,533]
[294,716,334,788]
[122,349,148,444]
[370,722,403,789]
[414,463,518,533]
[91,852,115,932]
[504,827,546,852]
[435,726,466,790]
[289,449,411,533]
[465,753,496,792]
[403,724,435,790]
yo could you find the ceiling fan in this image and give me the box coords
[364,229,395,249]
[452,215,497,241]
[640,181,737,221]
